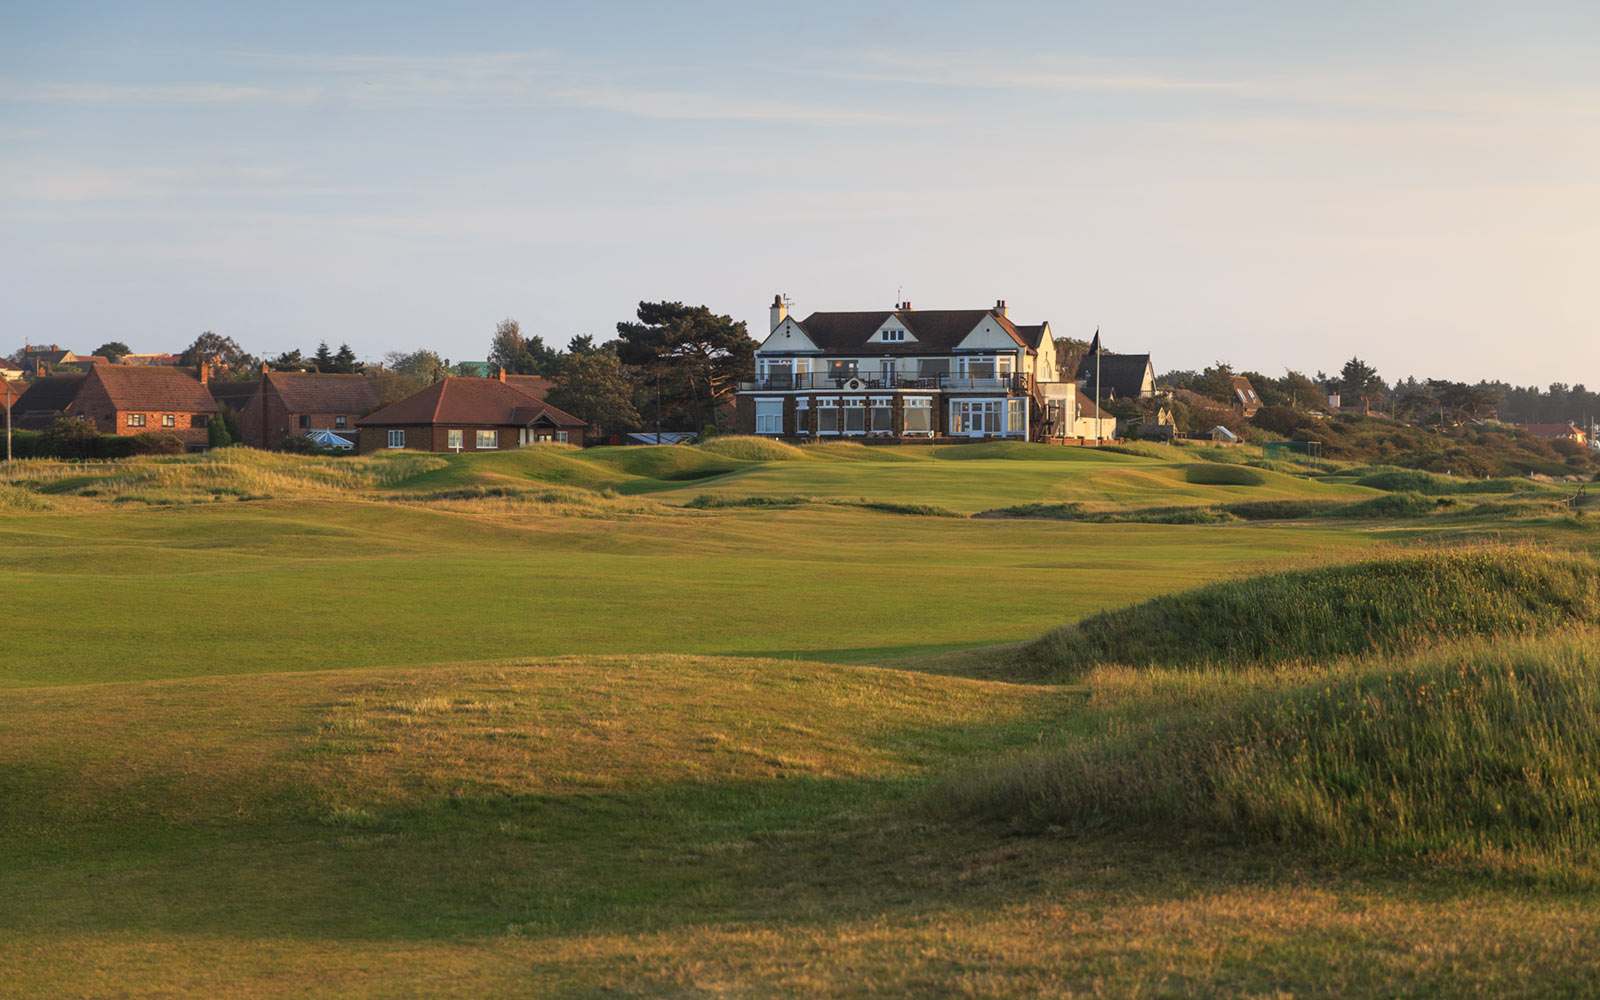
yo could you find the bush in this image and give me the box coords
[128,433,185,455]
[41,416,99,459]
[1250,405,1310,436]
[207,414,232,448]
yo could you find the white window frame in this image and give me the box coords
[556,431,569,443]
[754,397,783,436]
[475,429,498,450]
[869,396,894,436]
[387,429,405,449]
[816,397,841,436]
[841,396,867,436]
[447,429,463,451]
[903,396,933,437]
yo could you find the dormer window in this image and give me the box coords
[881,329,905,342]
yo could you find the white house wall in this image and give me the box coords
[758,318,821,353]
[954,317,1024,352]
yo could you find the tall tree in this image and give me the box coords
[545,349,641,437]
[384,349,450,384]
[179,332,256,374]
[312,341,335,373]
[567,334,598,355]
[1338,357,1386,407]
[615,301,755,431]
[92,341,131,363]
[488,318,558,374]
[269,348,316,372]
[332,342,360,374]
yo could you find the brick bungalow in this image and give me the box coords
[210,368,379,449]
[355,372,586,454]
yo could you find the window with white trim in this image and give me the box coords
[754,398,783,435]
[476,430,498,449]
[387,429,405,449]
[127,413,146,427]
[556,431,568,443]
[447,429,463,450]
[794,396,811,435]
[1007,398,1026,434]
[842,397,866,435]
[816,397,840,435]
[870,396,893,435]
[881,328,904,342]
[904,396,932,435]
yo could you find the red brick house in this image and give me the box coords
[8,374,89,430]
[210,369,379,449]
[355,373,586,454]
[70,365,219,447]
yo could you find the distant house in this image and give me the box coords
[211,368,379,449]
[13,366,218,447]
[1074,334,1157,401]
[1210,425,1240,443]
[1521,423,1589,448]
[735,295,1086,440]
[18,344,79,377]
[0,361,24,382]
[9,374,90,430]
[1230,376,1262,416]
[355,372,586,453]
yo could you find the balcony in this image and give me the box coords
[739,372,1030,393]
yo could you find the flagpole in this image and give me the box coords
[1094,327,1102,444]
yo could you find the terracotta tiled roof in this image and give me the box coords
[356,377,585,428]
[789,308,1028,355]
[510,400,586,428]
[266,371,378,415]
[11,374,87,428]
[91,366,219,414]
[1522,423,1584,439]
[2,380,25,406]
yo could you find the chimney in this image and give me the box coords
[994,299,1007,318]
[770,293,788,333]
[497,366,506,383]
[898,301,913,311]
[198,362,209,385]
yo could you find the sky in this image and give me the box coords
[2,0,1597,386]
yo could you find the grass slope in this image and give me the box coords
[945,632,1600,870]
[1020,547,1600,678]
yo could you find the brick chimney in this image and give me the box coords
[994,299,1007,318]
[497,366,506,382]
[198,362,209,385]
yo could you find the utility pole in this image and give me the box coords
[1094,327,1102,444]
[4,379,11,462]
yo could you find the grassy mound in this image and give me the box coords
[1355,469,1532,495]
[944,634,1600,866]
[695,436,806,461]
[1184,463,1266,486]
[1021,547,1600,677]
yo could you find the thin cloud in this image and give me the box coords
[1,49,915,125]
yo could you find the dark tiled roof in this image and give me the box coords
[357,377,585,429]
[1075,351,1153,399]
[92,366,219,414]
[1011,324,1049,350]
[787,308,1028,355]
[11,374,87,428]
[504,375,553,399]
[208,380,259,405]
[266,372,378,415]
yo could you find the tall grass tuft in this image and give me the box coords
[1020,546,1600,678]
[941,633,1600,868]
[695,436,806,461]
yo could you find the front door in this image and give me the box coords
[967,405,985,437]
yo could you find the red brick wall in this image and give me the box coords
[357,424,528,454]
[70,377,212,436]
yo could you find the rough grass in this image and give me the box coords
[1019,546,1600,678]
[695,435,807,461]
[1355,469,1535,495]
[942,633,1600,871]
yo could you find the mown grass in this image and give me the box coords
[1019,546,1600,678]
